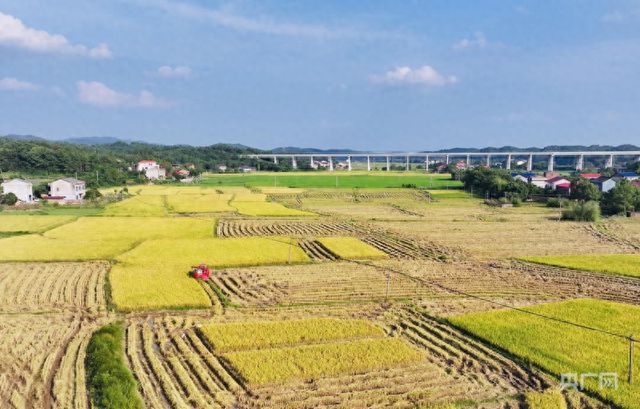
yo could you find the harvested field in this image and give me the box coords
[0,262,107,312]
[216,218,456,260]
[216,219,358,238]
[0,313,107,409]
[125,316,241,409]
[213,262,437,307]
[231,201,316,217]
[375,206,628,259]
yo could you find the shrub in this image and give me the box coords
[561,200,600,222]
[86,322,143,409]
[546,197,568,208]
[1,192,18,206]
[85,188,103,201]
[511,197,522,207]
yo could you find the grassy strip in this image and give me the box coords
[86,322,143,409]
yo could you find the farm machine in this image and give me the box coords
[190,263,211,280]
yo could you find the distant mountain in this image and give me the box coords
[1,134,46,141]
[63,136,129,145]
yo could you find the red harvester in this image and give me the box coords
[190,263,211,280]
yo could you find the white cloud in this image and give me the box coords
[370,66,457,87]
[0,77,38,91]
[0,12,111,58]
[454,31,487,50]
[157,65,192,78]
[76,81,169,108]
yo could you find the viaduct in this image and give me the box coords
[244,151,640,172]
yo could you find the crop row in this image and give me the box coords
[0,262,107,312]
[216,219,358,238]
[125,316,241,409]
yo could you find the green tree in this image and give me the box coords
[570,178,601,201]
[601,179,640,215]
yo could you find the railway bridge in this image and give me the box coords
[243,151,640,172]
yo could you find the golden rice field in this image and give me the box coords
[202,318,423,385]
[103,194,167,216]
[0,216,215,262]
[449,299,640,408]
[0,215,75,233]
[166,193,234,213]
[225,337,424,384]
[317,236,388,260]
[520,254,640,278]
[202,318,384,352]
[111,236,309,310]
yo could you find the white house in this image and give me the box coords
[1,178,34,203]
[512,174,529,183]
[49,178,86,200]
[136,160,157,172]
[528,176,548,189]
[137,160,166,180]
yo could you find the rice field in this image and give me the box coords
[111,237,309,311]
[224,337,424,384]
[316,237,388,260]
[201,318,384,352]
[202,317,423,385]
[520,254,640,278]
[449,299,640,408]
[103,195,167,216]
[0,215,75,233]
[166,193,234,213]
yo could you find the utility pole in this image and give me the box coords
[385,271,391,299]
[630,335,635,384]
[288,237,292,264]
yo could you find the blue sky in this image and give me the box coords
[1,0,639,150]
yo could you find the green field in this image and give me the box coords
[520,254,640,278]
[201,172,462,189]
[449,299,640,408]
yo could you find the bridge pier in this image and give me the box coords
[329,156,334,171]
[347,156,352,171]
[506,154,512,170]
[310,155,316,169]
[291,156,297,170]
[548,154,555,172]
[386,156,390,172]
[406,156,410,171]
[606,154,614,169]
[425,155,429,172]
[527,154,533,171]
[367,156,371,171]
[273,156,278,165]
[446,155,450,165]
[576,154,584,171]
[466,155,471,168]
[486,155,491,167]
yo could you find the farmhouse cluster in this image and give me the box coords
[0,177,87,205]
[510,171,640,193]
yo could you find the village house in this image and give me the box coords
[579,173,601,180]
[217,165,228,172]
[175,169,190,177]
[1,178,34,203]
[528,176,549,189]
[617,171,639,181]
[48,178,86,201]
[546,176,571,190]
[137,160,166,180]
[591,176,617,193]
